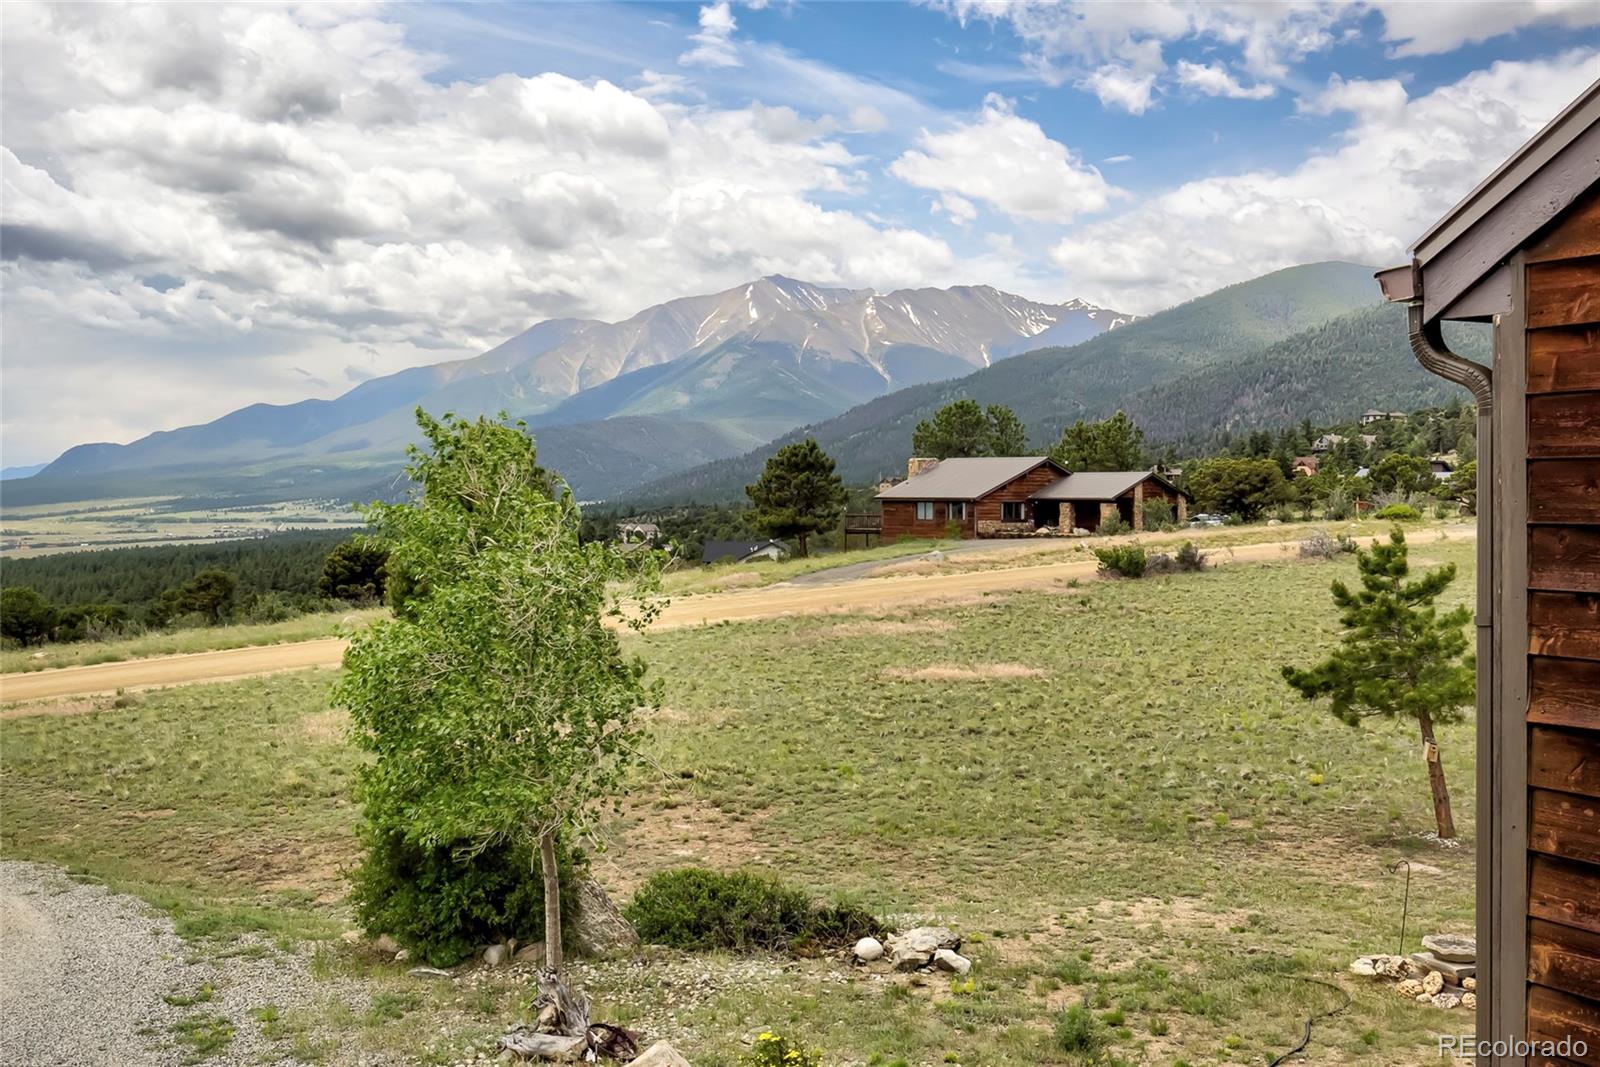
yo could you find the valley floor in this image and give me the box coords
[0,532,1481,1065]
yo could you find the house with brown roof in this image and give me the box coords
[876,457,1189,540]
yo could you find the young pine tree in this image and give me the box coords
[745,438,847,557]
[1282,527,1474,839]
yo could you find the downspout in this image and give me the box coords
[1405,297,1495,1061]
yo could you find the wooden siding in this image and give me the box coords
[1523,189,1600,1055]
[880,499,975,541]
[973,463,1065,532]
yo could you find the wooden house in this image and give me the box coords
[876,457,1189,539]
[1377,77,1600,1065]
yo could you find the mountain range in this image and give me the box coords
[10,278,1128,505]
[8,260,1482,510]
[623,262,1485,503]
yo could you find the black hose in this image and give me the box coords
[1266,977,1354,1066]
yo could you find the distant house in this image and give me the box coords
[1428,455,1456,475]
[701,539,789,564]
[617,522,660,543]
[1311,433,1345,453]
[875,457,1190,539]
[1292,455,1319,477]
[1359,409,1409,425]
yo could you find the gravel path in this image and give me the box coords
[0,861,333,1066]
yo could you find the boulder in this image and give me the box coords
[373,933,402,957]
[631,1043,692,1067]
[572,878,638,957]
[1416,992,1433,1004]
[1410,951,1475,984]
[1462,976,1477,992]
[1432,992,1462,1010]
[1372,955,1408,979]
[933,949,972,976]
[853,937,884,963]
[514,943,546,965]
[483,942,510,967]
[1422,970,1444,996]
[1462,992,1477,1010]
[1395,979,1423,999]
[886,926,960,971]
[1421,933,1476,963]
[1348,957,1378,977]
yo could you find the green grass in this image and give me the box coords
[0,607,384,673]
[0,537,1480,1064]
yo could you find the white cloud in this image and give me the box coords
[0,2,956,461]
[890,94,1119,223]
[1369,0,1600,56]
[1050,49,1600,312]
[1173,60,1275,100]
[680,1,741,68]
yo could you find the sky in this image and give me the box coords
[2,1,1599,466]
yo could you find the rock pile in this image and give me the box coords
[855,926,972,975]
[1350,934,1476,1011]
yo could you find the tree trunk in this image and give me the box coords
[539,829,563,971]
[797,532,809,557]
[1417,710,1456,840]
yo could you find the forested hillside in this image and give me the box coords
[4,530,352,614]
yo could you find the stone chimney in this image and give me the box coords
[907,457,940,480]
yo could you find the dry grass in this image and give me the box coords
[881,662,1049,680]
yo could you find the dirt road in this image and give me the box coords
[0,530,1473,705]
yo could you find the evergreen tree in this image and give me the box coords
[1185,457,1286,519]
[0,587,58,646]
[911,400,1029,458]
[745,439,847,557]
[1049,411,1146,472]
[1282,527,1473,838]
[319,540,390,602]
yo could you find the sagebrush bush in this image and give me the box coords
[1094,545,1147,578]
[1054,1004,1105,1054]
[350,830,580,966]
[1141,498,1173,531]
[1373,503,1421,521]
[625,868,879,953]
[1174,541,1206,572]
[1098,516,1131,536]
[1299,530,1357,559]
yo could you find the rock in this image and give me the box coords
[339,930,362,945]
[572,877,638,957]
[631,1043,693,1067]
[1462,976,1476,992]
[482,943,510,967]
[926,550,945,562]
[1417,992,1433,1004]
[514,943,545,965]
[1410,951,1475,984]
[1267,518,1282,526]
[1422,933,1476,963]
[1422,970,1444,996]
[1348,957,1378,977]
[394,949,410,962]
[886,926,960,971]
[1432,992,1462,1010]
[1396,979,1423,999]
[498,1032,586,1061]
[1372,955,1407,979]
[853,937,884,963]
[933,949,972,976]
[1462,992,1476,1010]
[373,934,402,957]
[409,966,455,979]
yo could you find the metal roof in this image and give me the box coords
[876,456,1055,500]
[1032,471,1185,502]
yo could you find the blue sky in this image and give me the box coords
[2,1,1598,463]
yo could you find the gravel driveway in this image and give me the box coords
[0,861,333,1066]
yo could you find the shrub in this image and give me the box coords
[349,829,580,966]
[1299,530,1357,559]
[1141,498,1173,530]
[1098,516,1131,536]
[1054,1005,1105,1055]
[1174,541,1207,572]
[625,868,879,953]
[1373,503,1421,521]
[1094,545,1147,578]
[742,1032,822,1067]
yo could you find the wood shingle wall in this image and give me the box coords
[1521,188,1600,1063]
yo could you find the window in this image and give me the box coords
[1002,501,1025,522]
[916,501,935,521]
[948,502,966,521]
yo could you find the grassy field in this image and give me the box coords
[0,496,361,557]
[0,535,1478,1065]
[0,608,386,674]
